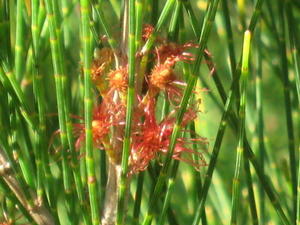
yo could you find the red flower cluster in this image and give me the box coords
[72,24,206,174]
[130,99,206,174]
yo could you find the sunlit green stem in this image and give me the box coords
[14,0,25,82]
[80,1,101,224]
[117,0,136,223]
[230,30,251,225]
[142,1,220,224]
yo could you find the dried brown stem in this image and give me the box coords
[0,148,55,225]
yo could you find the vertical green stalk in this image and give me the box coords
[117,0,136,224]
[183,0,201,36]
[141,0,176,54]
[157,160,179,225]
[31,0,48,204]
[285,2,300,224]
[191,1,291,224]
[80,1,101,224]
[90,0,119,63]
[155,3,182,224]
[167,0,181,41]
[244,158,259,225]
[14,0,25,82]
[135,0,144,49]
[278,2,297,222]
[221,0,236,75]
[0,61,34,130]
[230,30,251,225]
[44,0,72,202]
[142,1,220,225]
[255,23,266,224]
[132,172,144,225]
[200,49,291,225]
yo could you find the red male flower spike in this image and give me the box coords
[147,41,198,104]
[74,101,122,150]
[155,42,198,66]
[129,99,206,174]
[142,24,154,41]
[74,105,108,149]
[107,66,128,93]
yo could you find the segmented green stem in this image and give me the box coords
[57,1,90,222]
[221,0,236,75]
[141,0,176,54]
[278,2,297,221]
[31,0,49,204]
[156,3,182,224]
[117,0,136,223]
[135,0,145,49]
[132,172,144,225]
[157,160,179,225]
[203,53,291,225]
[44,0,73,201]
[230,30,251,225]
[91,0,119,62]
[14,0,25,82]
[193,1,290,224]
[255,23,266,224]
[0,61,35,130]
[286,2,300,224]
[142,1,220,225]
[192,74,236,225]
[80,1,101,224]
[183,0,200,36]
[244,158,259,225]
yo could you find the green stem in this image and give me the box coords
[132,172,144,225]
[255,23,266,224]
[221,0,236,75]
[230,30,251,225]
[44,0,74,221]
[142,1,220,225]
[14,0,25,82]
[278,2,297,222]
[91,0,119,64]
[285,2,300,224]
[244,158,259,225]
[141,0,176,54]
[80,1,101,224]
[135,0,145,49]
[117,0,136,223]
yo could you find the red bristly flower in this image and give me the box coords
[129,99,206,174]
[147,42,198,104]
[74,100,125,150]
[107,66,128,93]
[142,24,154,41]
[155,42,198,66]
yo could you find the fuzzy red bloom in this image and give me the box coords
[149,63,175,90]
[155,42,198,66]
[142,24,154,41]
[107,66,128,93]
[73,99,126,150]
[74,103,112,149]
[148,62,186,104]
[130,99,206,174]
[147,42,198,104]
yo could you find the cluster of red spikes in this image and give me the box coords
[72,24,206,174]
